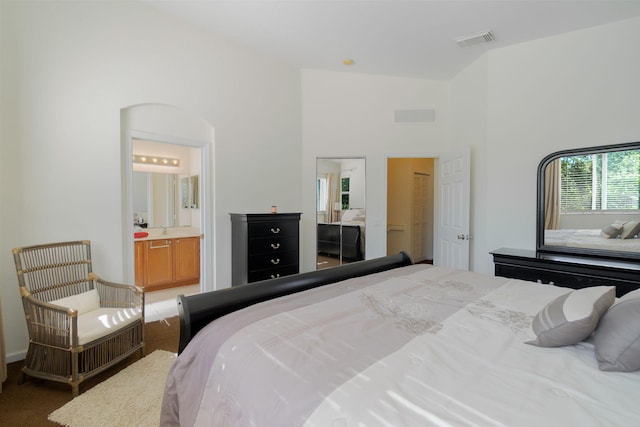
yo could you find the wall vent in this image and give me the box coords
[394,109,436,123]
[455,30,495,48]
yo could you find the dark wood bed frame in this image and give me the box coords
[177,252,413,353]
[317,223,363,261]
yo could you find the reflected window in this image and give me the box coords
[560,149,640,212]
[341,177,350,210]
[317,176,328,212]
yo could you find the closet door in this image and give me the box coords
[0,299,5,392]
[411,173,432,262]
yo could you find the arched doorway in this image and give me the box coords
[121,104,215,292]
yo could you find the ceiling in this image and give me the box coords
[146,1,640,80]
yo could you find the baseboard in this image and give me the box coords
[6,350,26,364]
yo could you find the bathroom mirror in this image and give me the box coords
[316,157,366,269]
[133,171,192,228]
[537,141,640,259]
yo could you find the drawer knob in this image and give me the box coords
[270,243,281,249]
[270,273,280,279]
[270,258,280,265]
[270,227,281,234]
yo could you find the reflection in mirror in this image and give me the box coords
[133,172,192,228]
[181,175,199,209]
[538,141,640,259]
[316,158,365,269]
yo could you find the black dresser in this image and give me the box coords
[231,213,301,286]
[491,248,640,297]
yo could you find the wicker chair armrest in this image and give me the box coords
[21,294,78,347]
[89,273,144,309]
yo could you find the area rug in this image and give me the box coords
[48,350,176,427]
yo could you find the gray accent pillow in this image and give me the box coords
[527,286,615,347]
[600,224,623,239]
[620,221,640,239]
[593,294,640,372]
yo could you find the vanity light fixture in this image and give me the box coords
[133,154,180,167]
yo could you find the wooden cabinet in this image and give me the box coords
[491,248,640,297]
[231,213,301,286]
[174,236,200,283]
[135,236,200,291]
[134,241,145,287]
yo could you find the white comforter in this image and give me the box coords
[305,273,640,426]
[162,266,640,426]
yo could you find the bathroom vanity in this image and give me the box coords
[135,230,200,291]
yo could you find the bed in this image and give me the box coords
[162,253,640,426]
[545,228,640,253]
[317,223,363,260]
[317,209,366,261]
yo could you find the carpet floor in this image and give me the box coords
[0,316,179,426]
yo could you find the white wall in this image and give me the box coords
[480,16,640,274]
[450,54,490,273]
[0,1,302,359]
[301,70,451,272]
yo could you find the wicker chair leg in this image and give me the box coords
[17,370,26,385]
[72,383,79,397]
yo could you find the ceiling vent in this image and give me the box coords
[455,30,495,48]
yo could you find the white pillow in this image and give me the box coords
[527,286,615,347]
[50,288,101,314]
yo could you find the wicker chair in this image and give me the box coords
[12,240,145,396]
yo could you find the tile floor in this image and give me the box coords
[144,284,200,323]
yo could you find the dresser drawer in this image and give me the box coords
[248,221,298,238]
[248,265,299,283]
[249,250,298,271]
[248,235,298,255]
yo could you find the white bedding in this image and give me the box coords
[305,275,640,426]
[162,265,640,426]
[545,228,640,253]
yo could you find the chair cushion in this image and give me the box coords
[51,289,101,315]
[76,307,142,345]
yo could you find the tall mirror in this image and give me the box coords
[316,157,366,269]
[537,141,640,259]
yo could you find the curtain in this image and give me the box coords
[326,173,340,223]
[0,297,5,392]
[544,159,561,230]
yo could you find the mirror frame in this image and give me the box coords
[536,140,640,261]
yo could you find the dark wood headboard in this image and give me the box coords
[177,252,413,354]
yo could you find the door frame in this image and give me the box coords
[384,150,470,268]
[384,152,439,262]
[122,129,214,292]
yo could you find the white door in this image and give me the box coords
[434,148,471,269]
